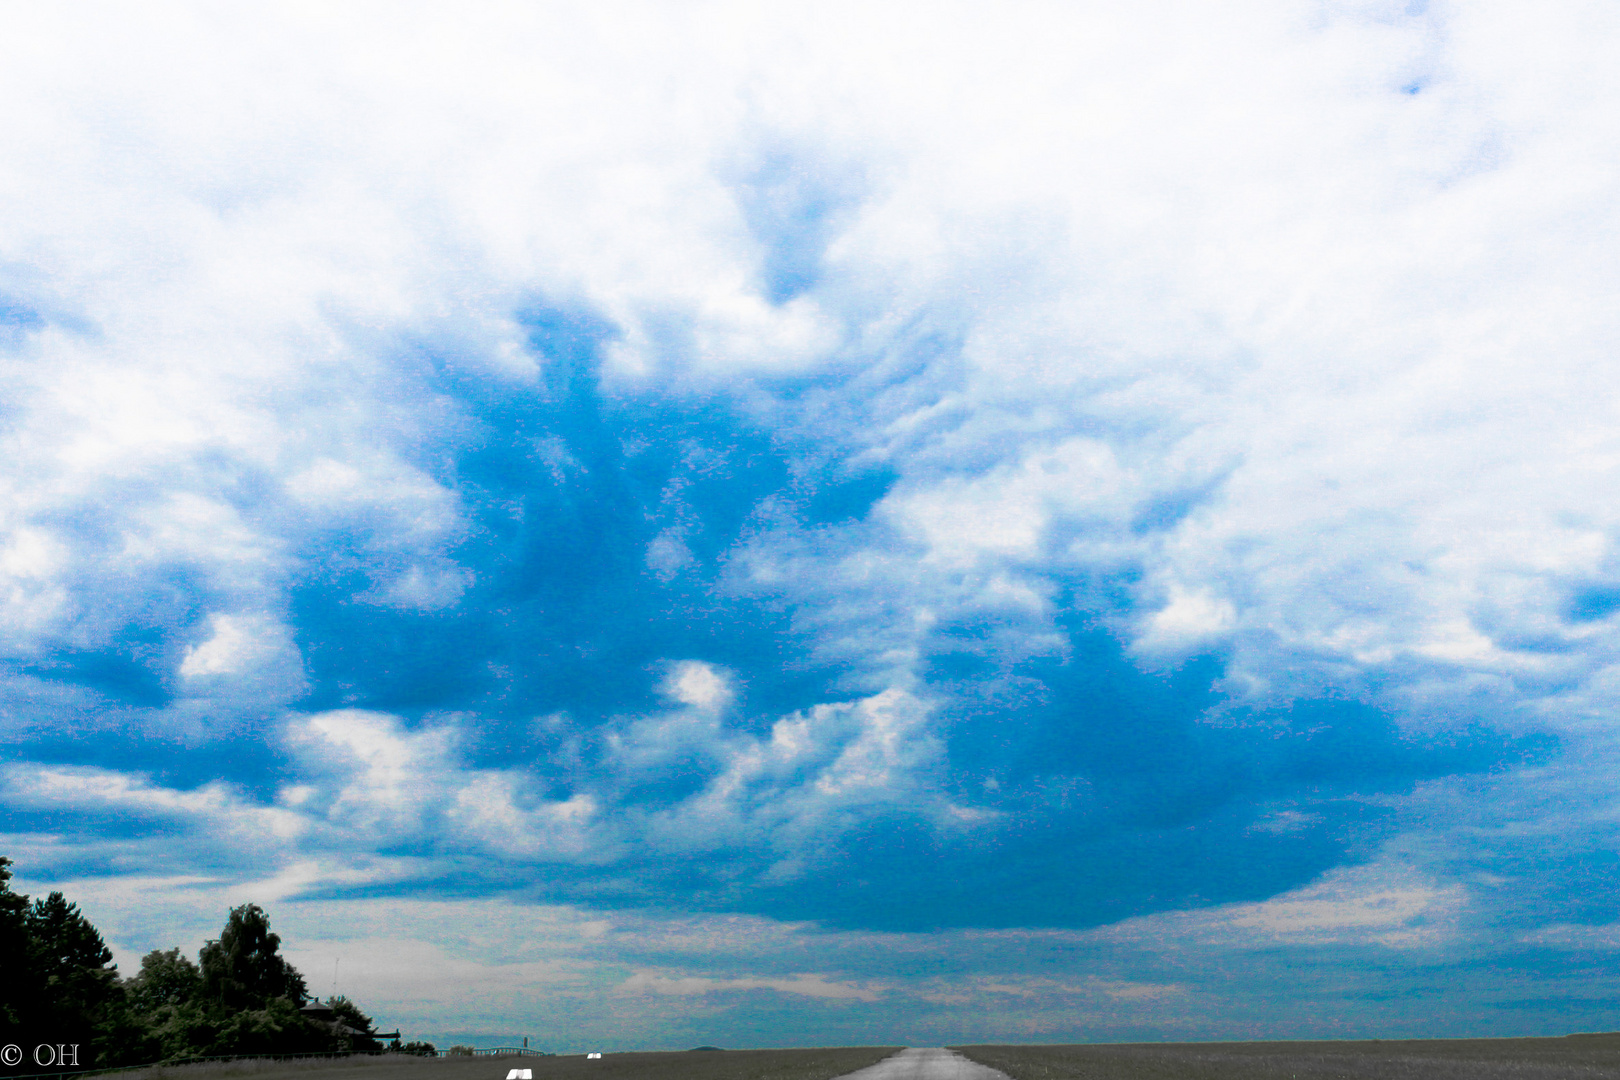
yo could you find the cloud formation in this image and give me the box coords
[3,0,1619,1044]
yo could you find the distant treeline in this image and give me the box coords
[0,857,435,1070]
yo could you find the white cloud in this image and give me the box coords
[0,763,316,878]
[0,0,1614,737]
[0,681,960,894]
[618,970,881,1002]
[662,661,733,711]
[178,612,306,702]
[284,710,457,838]
[1134,584,1237,657]
[1098,857,1470,951]
[448,779,599,861]
[929,975,1184,1005]
[1518,922,1620,951]
[282,710,604,860]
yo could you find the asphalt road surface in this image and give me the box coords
[833,1049,1010,1080]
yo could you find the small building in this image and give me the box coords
[300,999,398,1045]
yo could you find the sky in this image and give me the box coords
[3,0,1620,1052]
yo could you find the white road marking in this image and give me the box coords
[831,1048,1011,1080]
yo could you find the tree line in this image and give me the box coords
[0,857,436,1070]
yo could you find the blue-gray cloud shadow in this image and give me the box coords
[733,152,855,305]
[0,296,43,349]
[1567,584,1620,623]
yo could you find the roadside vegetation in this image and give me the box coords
[953,1035,1620,1080]
[0,857,404,1070]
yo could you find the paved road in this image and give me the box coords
[833,1049,1011,1080]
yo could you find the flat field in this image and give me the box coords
[953,1034,1620,1080]
[114,1048,901,1080]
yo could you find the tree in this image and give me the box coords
[325,996,379,1052]
[207,997,325,1056]
[111,947,209,1063]
[0,857,35,1029]
[123,943,250,1062]
[27,890,122,1032]
[0,862,384,1063]
[0,874,127,1066]
[198,904,308,1011]
[127,948,203,1013]
[191,903,333,1057]
[326,995,372,1032]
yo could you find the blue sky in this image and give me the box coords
[4,0,1620,1051]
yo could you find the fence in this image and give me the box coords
[437,1050,550,1059]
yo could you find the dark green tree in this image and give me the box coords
[113,948,209,1063]
[0,857,34,1029]
[0,863,383,1063]
[26,890,122,1033]
[127,948,203,1012]
[0,871,128,1066]
[206,997,325,1056]
[198,904,308,1011]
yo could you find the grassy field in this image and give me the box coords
[113,1047,902,1080]
[953,1034,1620,1080]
